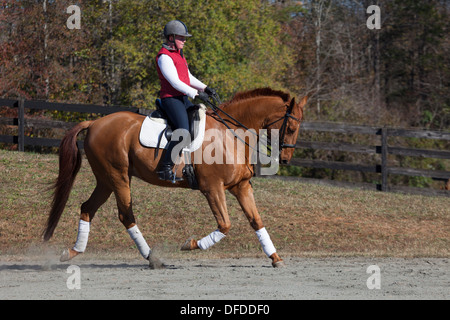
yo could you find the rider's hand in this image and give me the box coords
[204,87,216,97]
[196,91,210,103]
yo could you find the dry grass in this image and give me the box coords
[0,149,448,259]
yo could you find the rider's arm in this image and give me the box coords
[158,54,199,99]
[189,71,207,92]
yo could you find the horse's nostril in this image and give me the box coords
[281,159,288,165]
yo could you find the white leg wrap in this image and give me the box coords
[255,227,276,257]
[197,229,226,250]
[127,225,151,259]
[73,220,90,253]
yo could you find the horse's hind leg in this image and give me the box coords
[60,183,112,262]
[229,180,284,268]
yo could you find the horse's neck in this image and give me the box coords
[222,98,280,130]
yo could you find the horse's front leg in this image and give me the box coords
[181,186,230,251]
[229,179,285,268]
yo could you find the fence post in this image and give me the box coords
[254,162,262,177]
[381,127,388,191]
[18,98,25,152]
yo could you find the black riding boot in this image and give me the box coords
[157,140,183,182]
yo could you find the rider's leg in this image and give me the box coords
[158,96,191,181]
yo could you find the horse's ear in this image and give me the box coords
[288,97,295,113]
[299,96,308,110]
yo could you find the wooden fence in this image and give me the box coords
[288,122,450,195]
[0,98,146,150]
[1,98,449,195]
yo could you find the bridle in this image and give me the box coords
[204,93,301,155]
[264,108,301,152]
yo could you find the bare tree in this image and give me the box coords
[309,0,333,114]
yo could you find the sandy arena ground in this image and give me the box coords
[0,256,448,300]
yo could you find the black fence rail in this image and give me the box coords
[275,122,450,196]
[1,98,449,196]
[0,98,144,151]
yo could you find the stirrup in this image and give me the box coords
[157,168,183,183]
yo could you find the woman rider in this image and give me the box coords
[155,20,215,181]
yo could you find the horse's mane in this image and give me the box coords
[223,88,291,107]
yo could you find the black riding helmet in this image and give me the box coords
[164,20,192,41]
[163,20,192,54]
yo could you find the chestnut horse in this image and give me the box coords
[43,88,307,268]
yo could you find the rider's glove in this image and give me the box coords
[196,91,210,103]
[204,87,216,97]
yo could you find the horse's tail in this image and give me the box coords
[43,121,93,242]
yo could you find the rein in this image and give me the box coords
[203,93,300,155]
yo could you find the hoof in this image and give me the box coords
[272,260,286,268]
[180,238,196,251]
[60,249,71,262]
[60,248,79,262]
[148,255,165,270]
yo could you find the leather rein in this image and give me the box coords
[203,93,300,155]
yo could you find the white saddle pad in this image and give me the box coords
[139,104,206,153]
